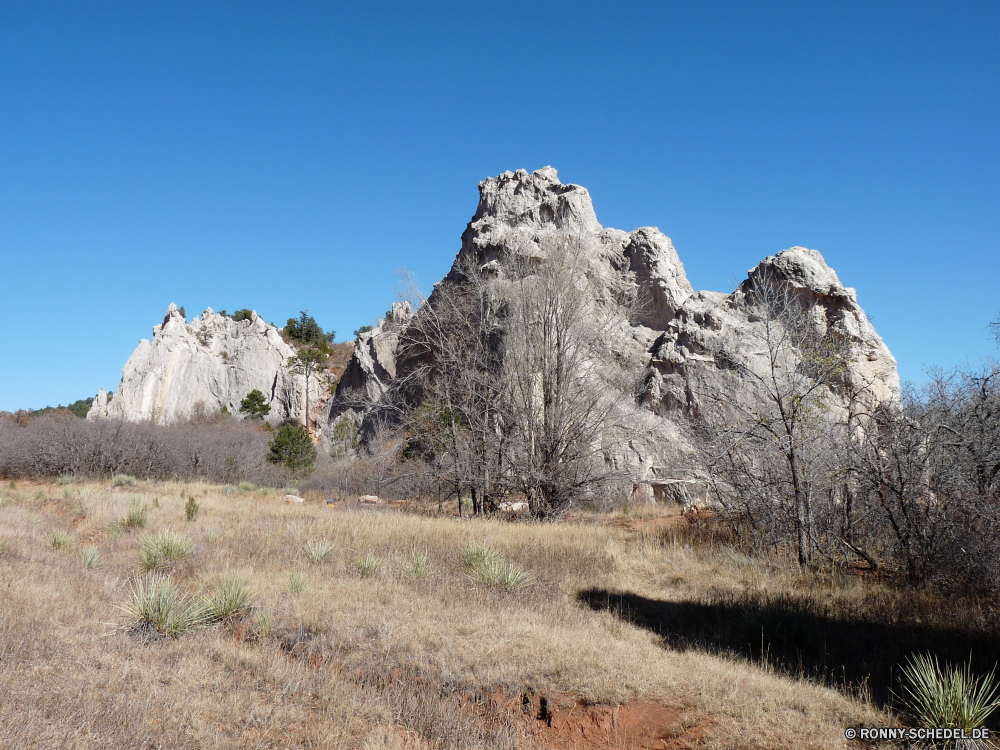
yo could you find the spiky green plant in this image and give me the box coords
[113,474,137,487]
[122,503,148,530]
[302,539,336,564]
[237,481,256,493]
[462,540,533,591]
[405,550,433,579]
[356,554,383,578]
[0,494,10,509]
[49,529,72,550]
[898,652,1000,730]
[204,579,251,624]
[286,570,308,594]
[137,531,192,570]
[185,496,199,522]
[220,485,238,496]
[78,545,101,569]
[56,475,74,486]
[119,573,208,638]
[254,609,273,639]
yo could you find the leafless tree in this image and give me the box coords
[701,270,856,566]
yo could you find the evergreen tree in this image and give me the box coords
[239,389,271,420]
[267,423,317,473]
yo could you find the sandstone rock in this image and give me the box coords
[497,501,529,513]
[283,494,306,504]
[357,495,383,505]
[88,305,325,426]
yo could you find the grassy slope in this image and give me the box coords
[0,481,886,749]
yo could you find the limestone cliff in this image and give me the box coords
[88,305,325,426]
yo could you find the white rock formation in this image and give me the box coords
[329,302,414,406]
[329,166,900,490]
[88,305,321,426]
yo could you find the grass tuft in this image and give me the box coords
[898,652,1000,730]
[356,554,383,578]
[112,474,138,487]
[49,529,72,550]
[462,540,534,591]
[78,545,101,569]
[137,531,192,571]
[204,579,251,624]
[286,570,308,594]
[220,485,237,496]
[119,573,208,638]
[237,481,256,493]
[404,550,433,579]
[302,539,336,564]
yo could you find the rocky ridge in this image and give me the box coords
[88,304,326,427]
[330,167,899,494]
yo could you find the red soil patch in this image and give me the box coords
[522,692,714,750]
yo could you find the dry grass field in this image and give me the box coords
[0,478,942,749]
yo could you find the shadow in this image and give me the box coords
[578,588,1000,713]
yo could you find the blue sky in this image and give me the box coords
[1,1,997,411]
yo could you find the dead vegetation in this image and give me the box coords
[0,478,913,749]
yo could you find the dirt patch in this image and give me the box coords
[522,692,713,749]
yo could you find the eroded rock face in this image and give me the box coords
[87,305,320,426]
[329,167,900,487]
[327,302,414,414]
[647,247,900,417]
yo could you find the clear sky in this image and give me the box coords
[1,1,997,412]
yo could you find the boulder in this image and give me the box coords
[283,494,306,504]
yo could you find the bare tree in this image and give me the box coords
[386,234,645,516]
[702,271,855,566]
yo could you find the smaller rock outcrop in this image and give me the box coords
[329,302,414,407]
[88,304,323,426]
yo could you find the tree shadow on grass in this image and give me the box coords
[577,588,1000,714]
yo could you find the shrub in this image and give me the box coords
[204,579,251,624]
[898,652,1000,730]
[330,417,360,459]
[239,390,271,421]
[120,573,207,638]
[56,475,74,485]
[237,481,256,493]
[79,545,101,569]
[302,539,336,564]
[113,474,137,487]
[185,496,199,522]
[220,485,237,496]
[268,423,317,474]
[353,325,373,338]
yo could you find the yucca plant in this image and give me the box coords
[302,539,336,564]
[462,540,534,591]
[137,531,192,570]
[286,570,308,594]
[356,554,383,578]
[237,481,256,493]
[405,550,433,579]
[78,545,101,570]
[113,474,137,487]
[898,652,1000,730]
[120,573,208,638]
[204,579,251,624]
[49,529,72,550]
[122,503,148,530]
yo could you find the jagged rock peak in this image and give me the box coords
[472,166,602,235]
[88,304,322,426]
